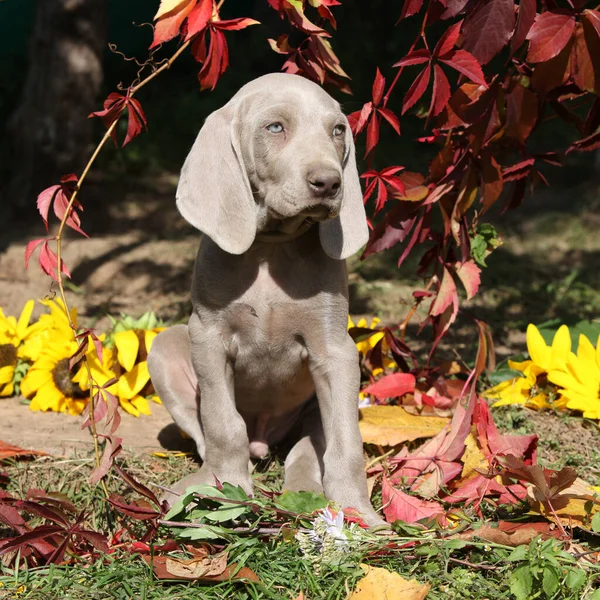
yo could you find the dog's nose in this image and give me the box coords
[307,169,341,199]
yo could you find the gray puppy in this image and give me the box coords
[148,73,382,525]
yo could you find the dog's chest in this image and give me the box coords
[223,266,314,392]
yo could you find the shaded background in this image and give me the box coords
[0,0,598,358]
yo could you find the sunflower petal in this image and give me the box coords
[577,334,596,364]
[114,330,140,372]
[527,324,551,372]
[550,325,571,372]
[117,361,150,400]
[16,300,35,339]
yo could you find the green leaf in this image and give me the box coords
[220,482,251,502]
[178,526,223,540]
[564,568,586,591]
[592,511,600,533]
[471,223,502,267]
[507,545,529,562]
[204,505,248,523]
[542,566,560,597]
[487,368,526,386]
[441,539,468,550]
[509,565,532,600]
[164,484,225,520]
[589,589,600,600]
[275,490,328,515]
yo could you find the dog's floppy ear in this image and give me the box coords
[176,104,257,255]
[319,118,369,260]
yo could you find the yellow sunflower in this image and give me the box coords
[548,334,600,420]
[18,298,76,363]
[73,338,158,417]
[348,315,396,377]
[484,324,571,410]
[0,300,47,397]
[20,338,88,416]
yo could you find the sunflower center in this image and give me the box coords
[52,358,87,398]
[0,344,17,368]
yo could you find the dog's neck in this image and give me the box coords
[254,218,314,244]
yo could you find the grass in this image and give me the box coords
[0,436,598,600]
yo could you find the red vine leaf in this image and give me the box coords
[511,0,537,54]
[89,93,147,147]
[461,0,516,65]
[526,12,576,63]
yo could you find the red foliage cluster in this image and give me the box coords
[24,0,600,485]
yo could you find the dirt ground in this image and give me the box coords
[0,171,599,459]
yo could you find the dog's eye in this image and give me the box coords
[266,122,284,134]
[333,124,346,137]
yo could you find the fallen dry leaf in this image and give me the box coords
[0,440,45,461]
[453,521,559,546]
[165,549,228,579]
[359,406,449,446]
[142,555,261,583]
[527,477,600,528]
[460,430,488,480]
[348,564,430,600]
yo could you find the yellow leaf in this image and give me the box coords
[359,406,449,447]
[460,430,488,480]
[154,0,195,20]
[348,565,430,600]
[114,329,140,372]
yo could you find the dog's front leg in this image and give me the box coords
[309,335,384,526]
[187,312,253,495]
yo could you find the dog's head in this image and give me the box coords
[176,73,368,259]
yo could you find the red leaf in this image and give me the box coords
[566,130,600,154]
[440,49,487,86]
[372,68,385,105]
[434,21,463,58]
[213,17,260,31]
[362,203,420,258]
[461,0,516,65]
[151,0,197,48]
[505,83,538,143]
[365,114,379,157]
[184,0,212,39]
[362,373,416,400]
[481,153,504,212]
[454,260,481,300]
[25,239,46,270]
[441,0,470,20]
[36,185,60,230]
[475,401,537,462]
[377,107,401,135]
[511,0,536,54]
[400,0,424,20]
[430,266,457,316]
[381,476,445,524]
[123,98,147,147]
[502,157,535,181]
[33,241,71,281]
[526,12,576,63]
[402,64,431,114]
[430,65,451,116]
[108,495,161,521]
[350,102,373,135]
[198,28,229,90]
[0,440,45,461]
[90,436,122,484]
[584,9,600,38]
[393,48,431,67]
